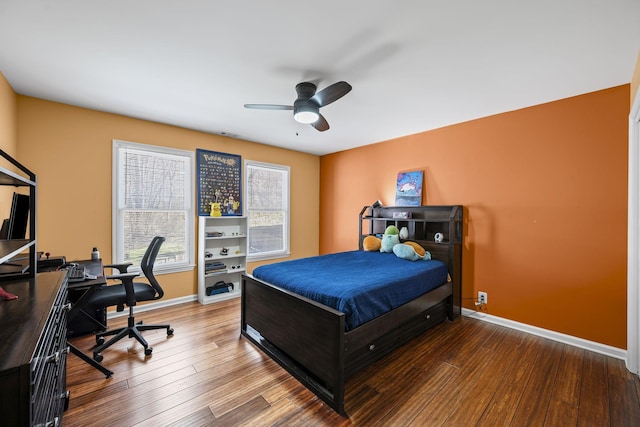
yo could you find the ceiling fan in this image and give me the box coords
[244,81,352,131]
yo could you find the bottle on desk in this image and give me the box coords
[91,247,100,260]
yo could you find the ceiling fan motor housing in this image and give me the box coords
[293,83,320,123]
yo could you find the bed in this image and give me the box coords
[241,205,463,415]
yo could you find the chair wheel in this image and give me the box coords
[167,328,174,336]
[94,353,103,362]
[144,347,153,356]
[96,336,105,346]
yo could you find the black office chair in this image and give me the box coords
[88,236,174,362]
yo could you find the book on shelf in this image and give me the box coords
[205,262,226,272]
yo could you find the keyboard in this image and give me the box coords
[65,264,97,282]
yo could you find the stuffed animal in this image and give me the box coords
[379,225,400,253]
[399,226,409,240]
[385,225,399,235]
[363,235,381,251]
[403,241,426,257]
[393,242,431,261]
[380,233,400,252]
[209,202,222,217]
[377,225,431,260]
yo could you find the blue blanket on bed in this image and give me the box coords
[251,250,449,331]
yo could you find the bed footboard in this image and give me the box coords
[241,274,347,415]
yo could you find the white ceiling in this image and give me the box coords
[1,1,638,156]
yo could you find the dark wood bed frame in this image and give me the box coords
[241,205,463,415]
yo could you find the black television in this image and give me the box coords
[1,192,30,240]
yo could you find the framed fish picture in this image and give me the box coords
[395,170,423,206]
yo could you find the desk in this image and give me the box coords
[0,272,69,426]
[66,259,113,378]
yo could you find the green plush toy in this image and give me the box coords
[380,225,401,252]
[385,225,399,235]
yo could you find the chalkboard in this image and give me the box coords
[196,149,242,216]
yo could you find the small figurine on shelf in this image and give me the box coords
[209,202,222,217]
[399,227,409,240]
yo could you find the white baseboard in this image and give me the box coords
[107,297,626,361]
[106,295,198,320]
[462,308,627,361]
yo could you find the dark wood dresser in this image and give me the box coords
[0,271,69,426]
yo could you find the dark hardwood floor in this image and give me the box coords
[63,298,640,426]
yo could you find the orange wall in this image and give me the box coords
[15,96,320,300]
[0,72,18,207]
[320,85,629,349]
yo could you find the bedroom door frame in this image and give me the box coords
[628,87,640,376]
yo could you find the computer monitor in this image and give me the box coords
[3,192,30,240]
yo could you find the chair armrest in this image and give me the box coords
[105,272,140,307]
[106,272,140,281]
[104,263,133,274]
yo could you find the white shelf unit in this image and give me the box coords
[197,215,247,304]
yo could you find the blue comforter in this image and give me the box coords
[251,250,449,330]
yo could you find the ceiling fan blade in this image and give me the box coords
[311,114,329,132]
[310,81,352,107]
[244,104,293,110]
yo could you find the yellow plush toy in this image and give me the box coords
[209,202,222,217]
[363,235,381,251]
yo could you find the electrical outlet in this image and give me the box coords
[478,291,488,305]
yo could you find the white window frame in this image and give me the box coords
[112,139,195,274]
[245,160,290,261]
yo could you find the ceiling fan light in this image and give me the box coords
[294,106,319,124]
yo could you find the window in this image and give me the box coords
[113,140,194,273]
[245,161,290,261]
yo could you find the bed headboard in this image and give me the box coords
[359,205,463,317]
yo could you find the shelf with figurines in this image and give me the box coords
[197,215,247,304]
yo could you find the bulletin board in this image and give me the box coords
[196,149,242,216]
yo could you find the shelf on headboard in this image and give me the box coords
[359,205,463,245]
